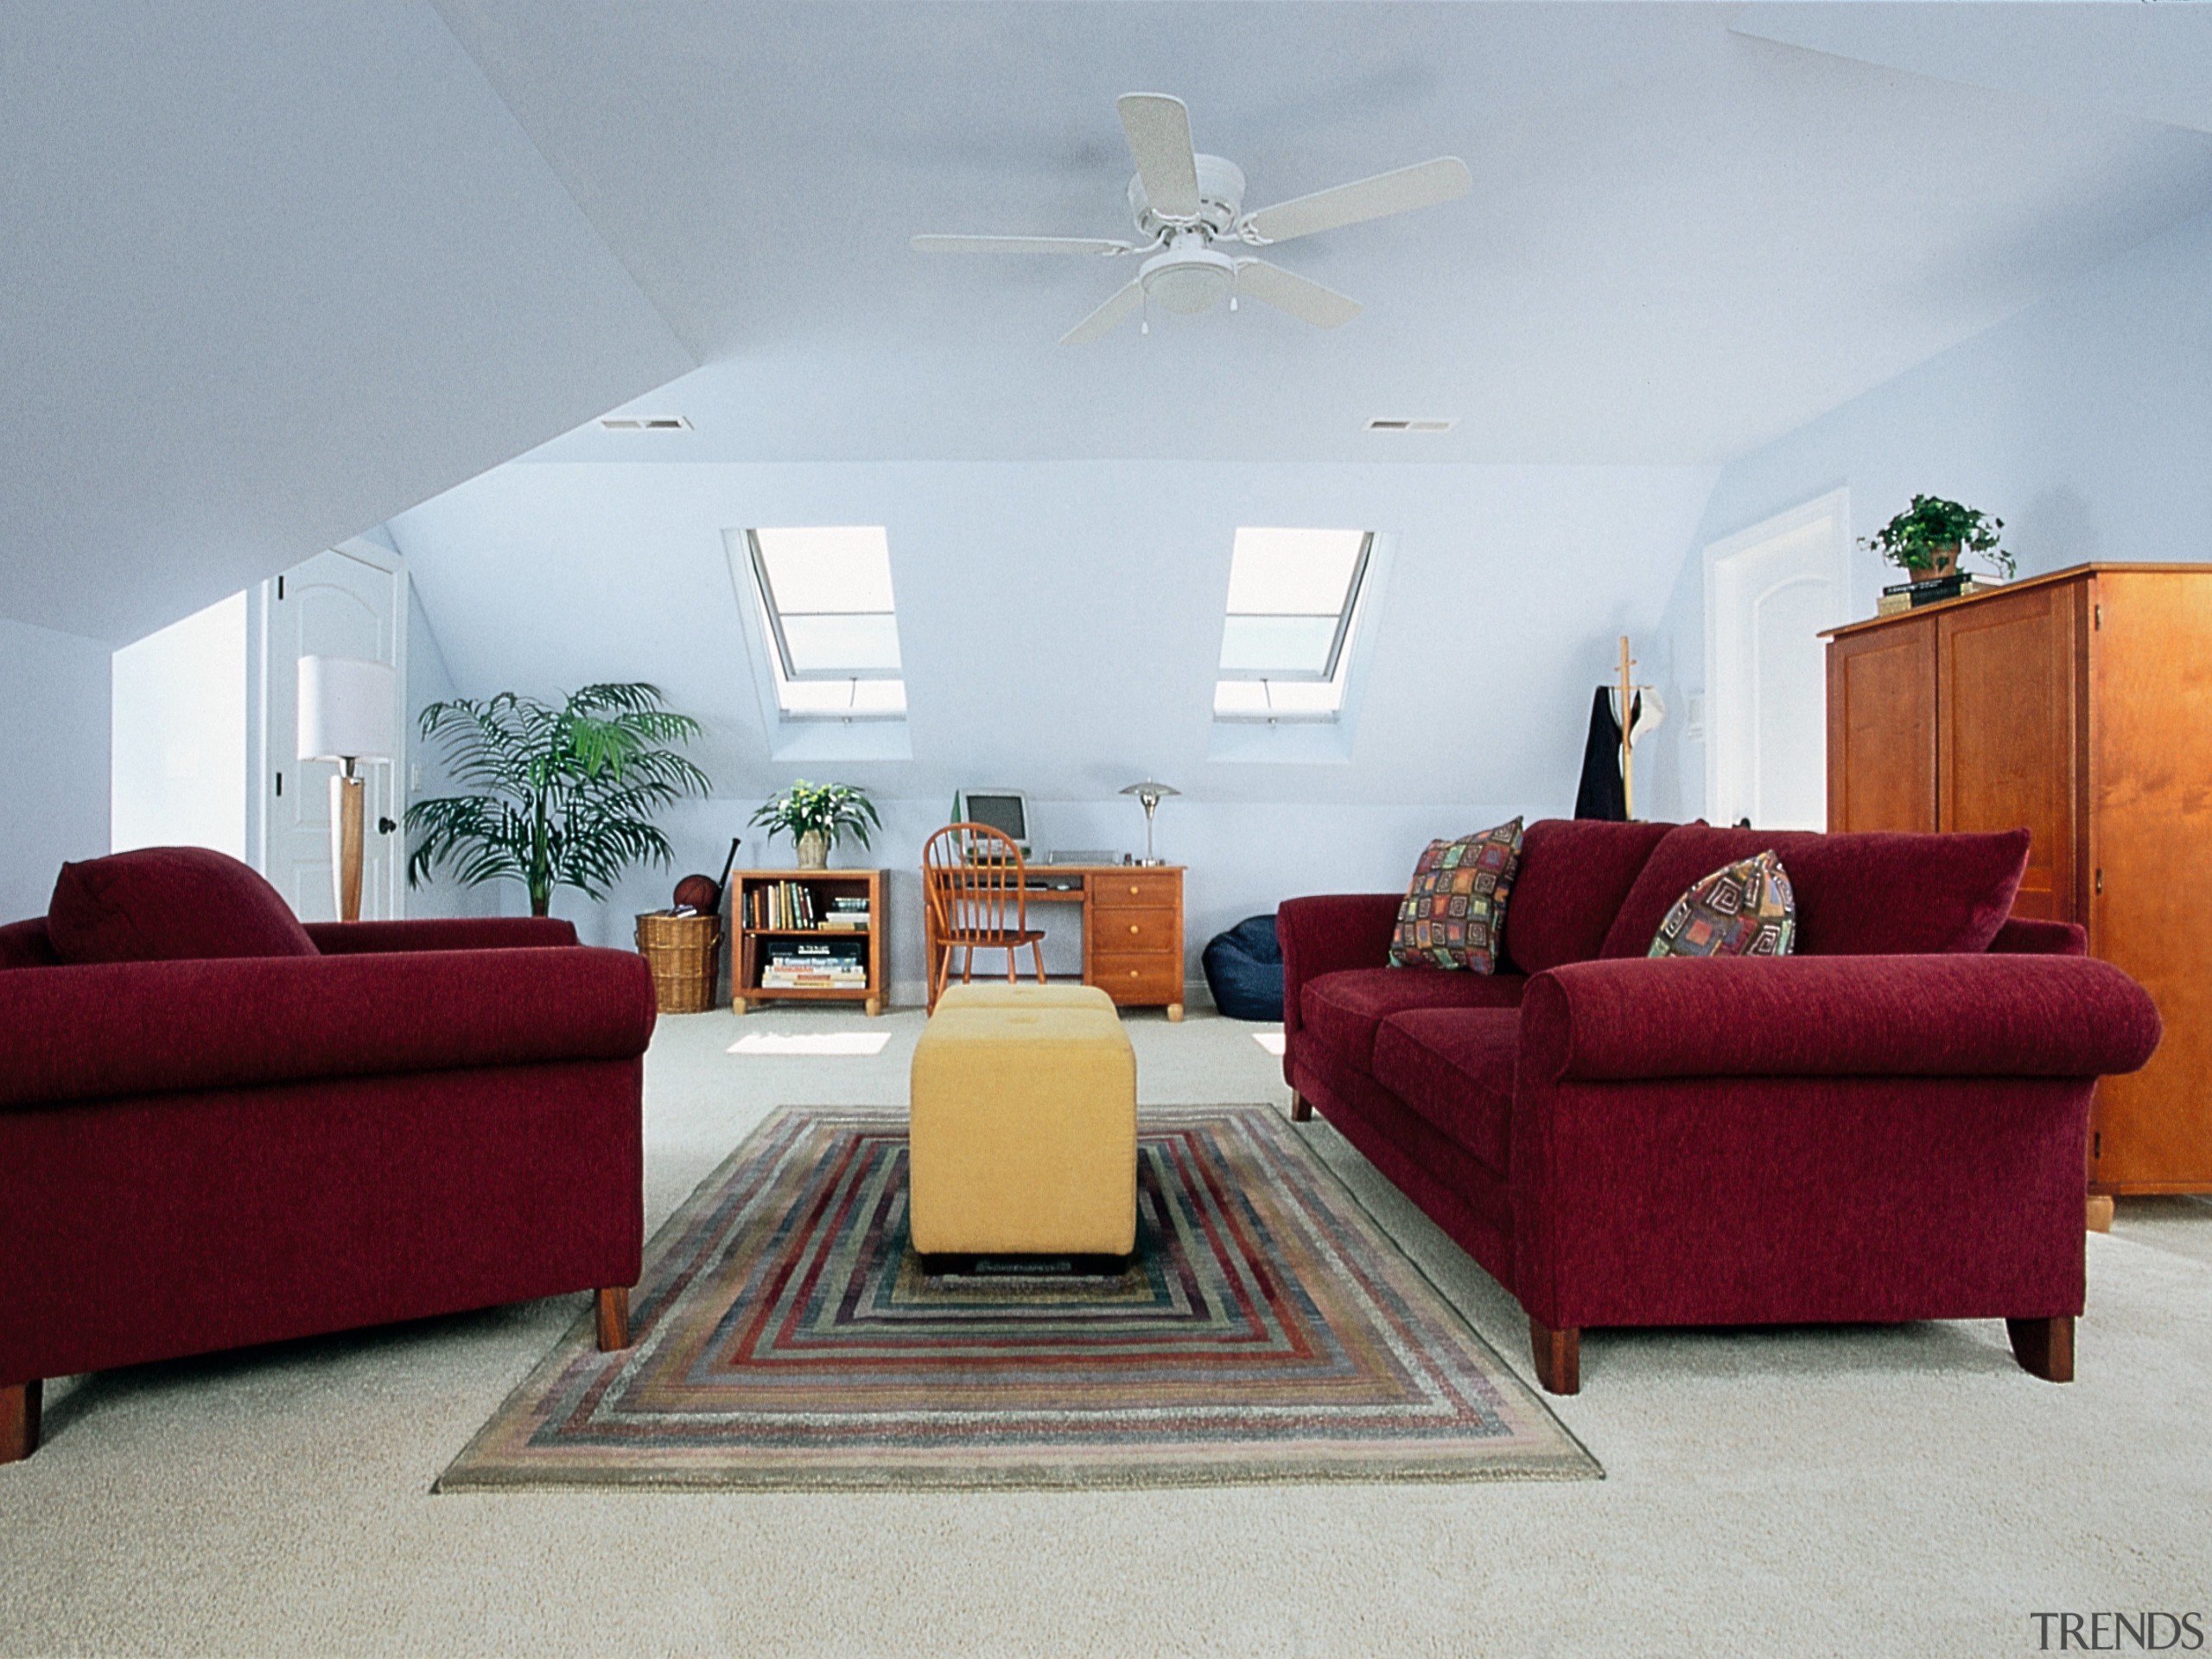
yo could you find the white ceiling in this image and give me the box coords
[378,1,2212,808]
[0,2,692,644]
[445,1,2212,467]
[7,0,2211,738]
[1732,3,2212,137]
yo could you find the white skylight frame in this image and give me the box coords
[743,527,908,721]
[1212,528,1375,723]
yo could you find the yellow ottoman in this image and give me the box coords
[909,983,1137,1257]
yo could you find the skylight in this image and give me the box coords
[1213,528,1373,721]
[745,527,907,719]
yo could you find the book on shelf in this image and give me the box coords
[743,881,873,932]
[763,939,865,975]
[760,944,868,987]
[818,894,872,931]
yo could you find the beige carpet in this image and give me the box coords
[3,1005,2209,1656]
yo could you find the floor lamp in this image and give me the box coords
[298,656,396,923]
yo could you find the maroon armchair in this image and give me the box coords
[0,849,655,1462]
[1279,820,2162,1394]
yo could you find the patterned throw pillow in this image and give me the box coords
[1389,818,1524,973]
[1648,851,1796,958]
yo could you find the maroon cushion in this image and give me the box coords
[48,847,317,964]
[1599,827,2030,959]
[1500,818,1671,974]
[1371,1008,1520,1178]
[1300,966,1527,1069]
[0,918,61,970]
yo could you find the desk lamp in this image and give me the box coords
[298,655,396,922]
[1119,780,1180,867]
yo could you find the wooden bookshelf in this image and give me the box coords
[729,868,884,1016]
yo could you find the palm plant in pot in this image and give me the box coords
[1861,494,2016,582]
[404,683,711,916]
[750,781,880,869]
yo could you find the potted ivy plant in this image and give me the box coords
[750,781,881,869]
[404,683,711,916]
[1861,494,2016,582]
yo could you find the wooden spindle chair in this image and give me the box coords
[921,823,1047,1012]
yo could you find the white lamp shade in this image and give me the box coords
[297,656,396,761]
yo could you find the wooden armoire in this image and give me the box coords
[1825,563,2212,1199]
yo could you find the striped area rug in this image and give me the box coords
[437,1106,1598,1491]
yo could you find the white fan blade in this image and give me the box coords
[1242,157,1472,245]
[1235,260,1361,329]
[1117,92,1201,220]
[1059,279,1146,346]
[912,234,1133,256]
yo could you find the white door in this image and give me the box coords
[1705,492,1849,830]
[258,543,408,921]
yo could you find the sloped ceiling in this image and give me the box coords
[10,0,2212,823]
[389,460,1720,804]
[438,0,2212,467]
[385,2,2212,810]
[0,2,692,644]
[1732,3,2212,137]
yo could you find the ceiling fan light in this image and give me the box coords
[1139,246,1236,317]
[1150,265,1226,315]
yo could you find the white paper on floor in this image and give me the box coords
[728,1033,893,1056]
[1252,1032,1287,1056]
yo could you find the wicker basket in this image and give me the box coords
[635,911,721,1014]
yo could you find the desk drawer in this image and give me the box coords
[1095,906,1179,952]
[1093,872,1180,911]
[1091,950,1182,1002]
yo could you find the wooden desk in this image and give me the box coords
[925,864,1185,1020]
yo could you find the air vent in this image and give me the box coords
[1365,417,1457,433]
[598,415,693,431]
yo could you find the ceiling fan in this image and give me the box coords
[912,93,1472,345]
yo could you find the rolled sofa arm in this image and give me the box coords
[0,946,655,1110]
[1277,894,1401,1057]
[1519,953,2160,1084]
[305,918,579,954]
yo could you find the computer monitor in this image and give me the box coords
[952,790,1031,858]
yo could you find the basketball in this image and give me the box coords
[673,874,721,913]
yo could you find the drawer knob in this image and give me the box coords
[1128,969,1139,978]
[1128,923,1140,934]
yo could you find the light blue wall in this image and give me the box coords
[400,584,506,920]
[547,792,1544,1009]
[391,459,1724,995]
[1643,202,2212,823]
[0,616,111,921]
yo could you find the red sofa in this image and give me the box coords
[0,852,656,1462]
[1279,819,2162,1394]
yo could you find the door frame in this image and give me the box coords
[246,537,410,919]
[1703,488,1852,827]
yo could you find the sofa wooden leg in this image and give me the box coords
[595,1287,632,1352]
[1529,1318,1580,1395]
[2007,1315,2075,1383]
[1,1380,41,1463]
[1289,1091,1313,1122]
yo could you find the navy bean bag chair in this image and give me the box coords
[1202,914,1284,1021]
